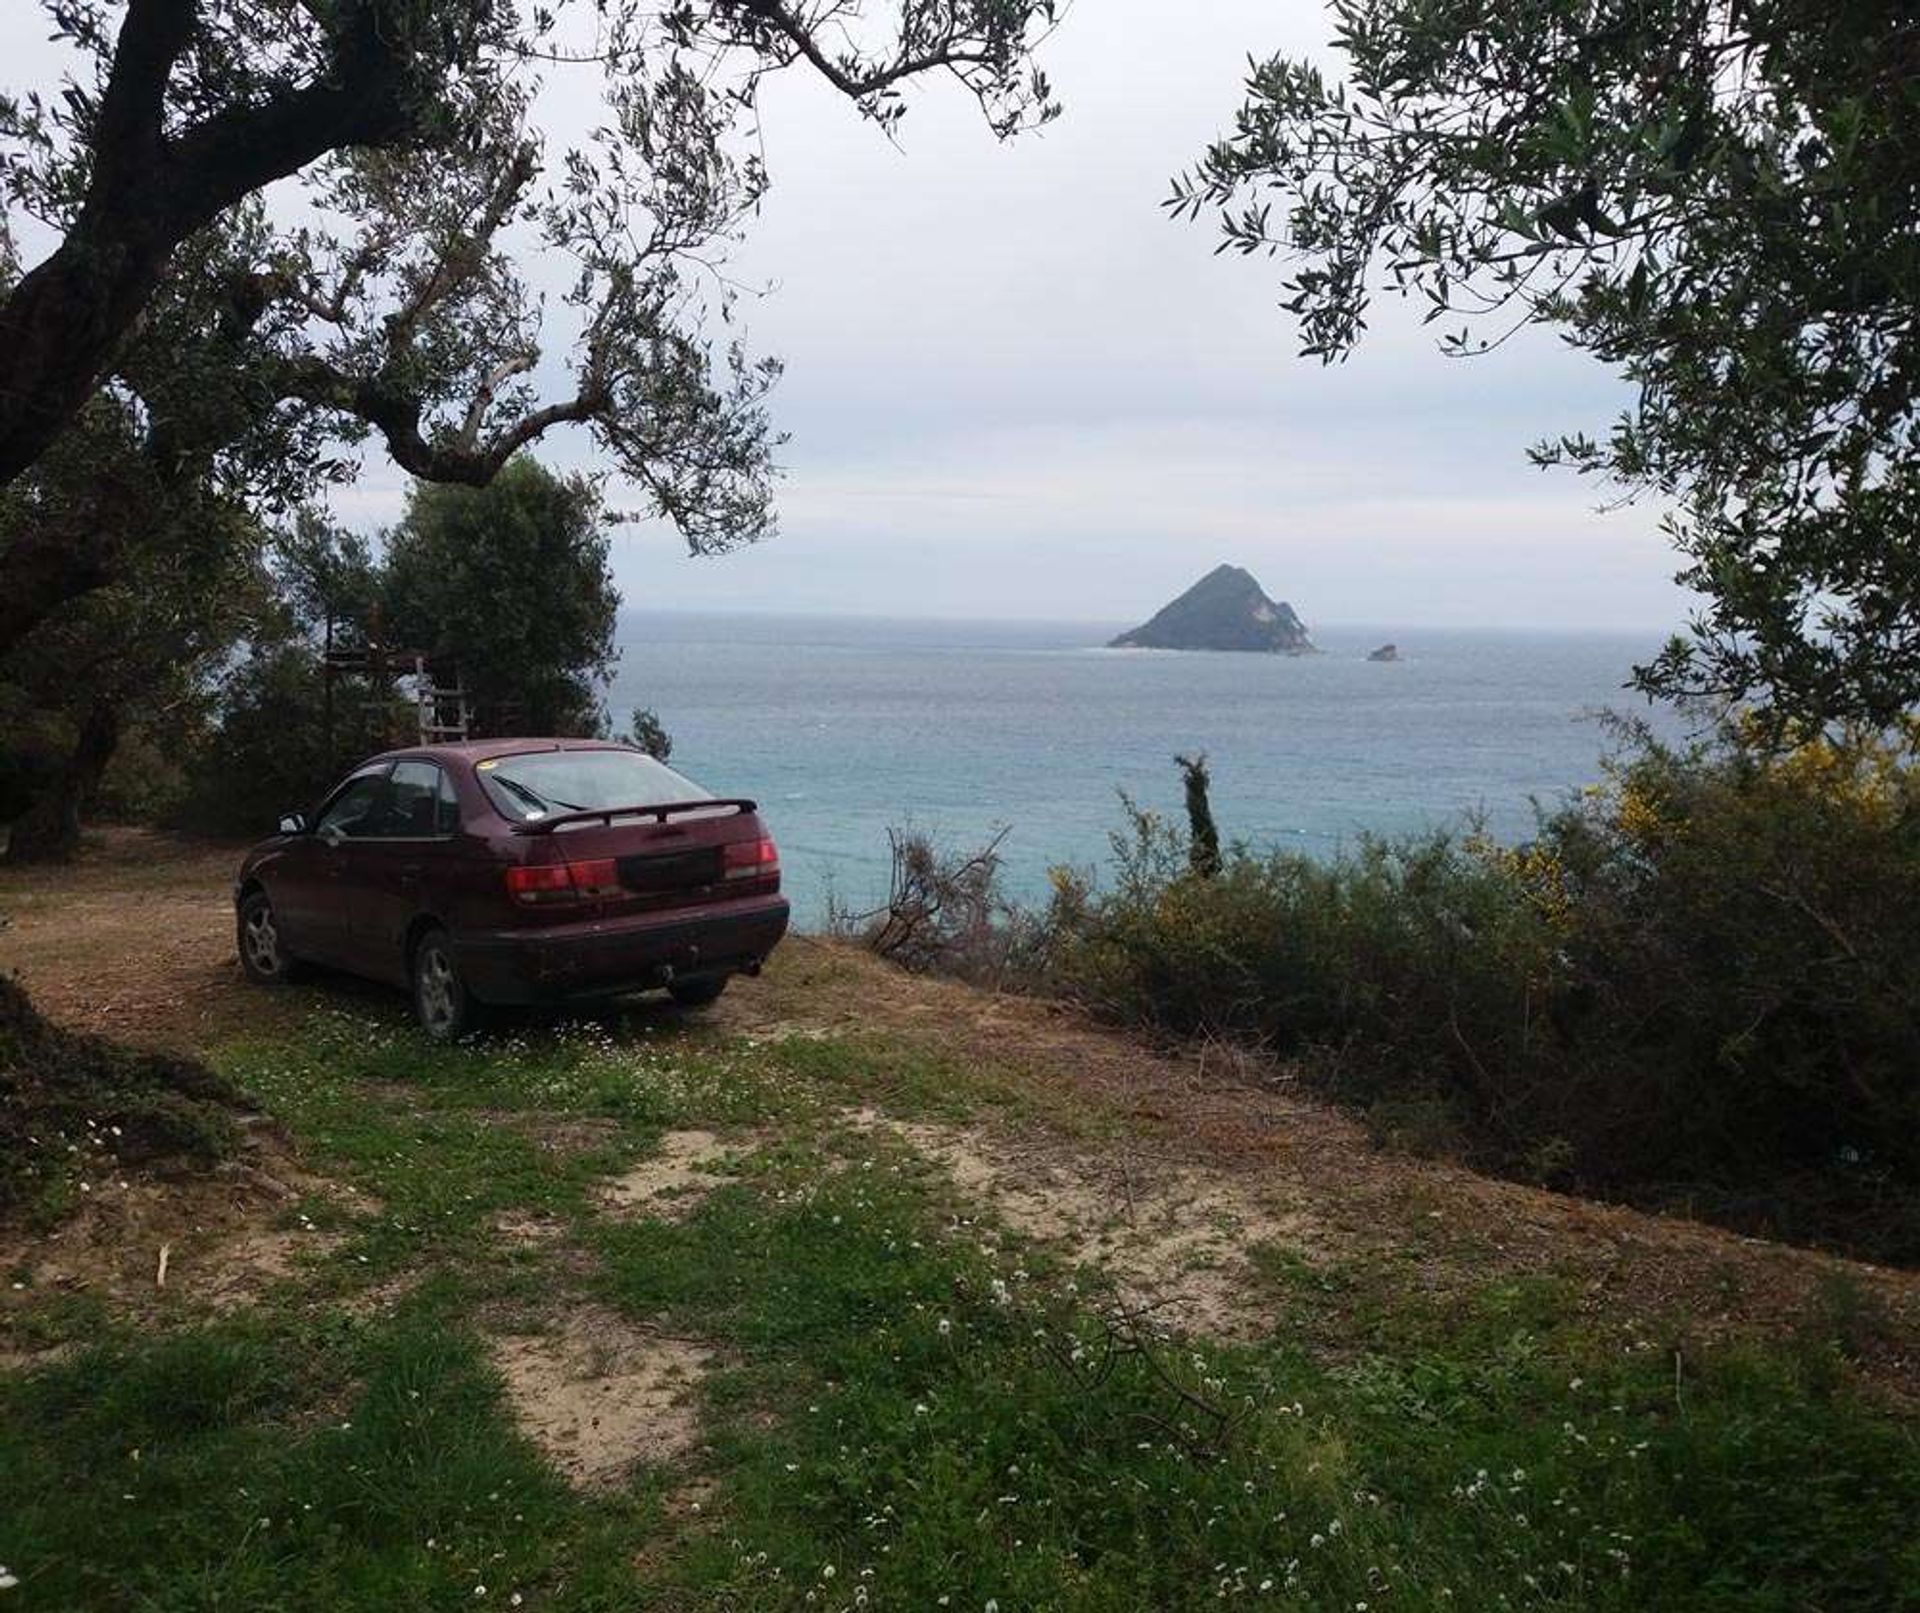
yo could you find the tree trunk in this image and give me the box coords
[0,523,123,662]
[0,219,179,491]
[4,701,123,865]
[0,0,414,490]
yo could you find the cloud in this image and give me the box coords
[0,0,1692,631]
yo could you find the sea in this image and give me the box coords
[607,613,1684,925]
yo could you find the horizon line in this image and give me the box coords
[611,604,1684,637]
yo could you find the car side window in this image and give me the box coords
[315,770,390,839]
[368,760,449,839]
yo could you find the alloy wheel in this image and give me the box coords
[416,944,458,1036]
[243,902,281,977]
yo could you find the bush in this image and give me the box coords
[832,826,1014,977]
[1043,727,1920,1263]
[168,646,333,839]
[1522,722,1920,1246]
[0,975,253,1219]
[95,719,195,826]
[829,825,1075,987]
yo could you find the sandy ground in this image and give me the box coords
[491,1307,714,1490]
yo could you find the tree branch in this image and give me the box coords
[0,0,419,486]
[276,355,609,485]
[747,0,994,100]
[89,0,198,202]
[0,522,122,661]
[385,143,539,354]
[458,352,540,446]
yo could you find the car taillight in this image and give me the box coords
[505,857,620,903]
[505,864,572,899]
[722,835,779,880]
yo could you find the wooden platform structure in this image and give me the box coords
[321,641,470,760]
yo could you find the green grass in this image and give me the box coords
[592,1140,1920,1610]
[2,1012,1916,1610]
[0,1295,657,1609]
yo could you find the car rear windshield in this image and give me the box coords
[477,749,711,823]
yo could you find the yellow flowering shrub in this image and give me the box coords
[1048,724,1920,1262]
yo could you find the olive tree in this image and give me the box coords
[0,0,1061,649]
[1172,0,1919,732]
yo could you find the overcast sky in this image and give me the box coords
[5,2,1694,630]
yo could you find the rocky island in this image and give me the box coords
[1109,564,1316,654]
[1368,643,1401,662]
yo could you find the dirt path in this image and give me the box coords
[5,829,1917,1393]
[723,939,1919,1365]
[0,828,307,1050]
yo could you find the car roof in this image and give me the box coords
[368,738,634,768]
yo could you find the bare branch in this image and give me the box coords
[276,354,610,486]
[385,143,539,354]
[749,0,995,99]
[458,352,540,447]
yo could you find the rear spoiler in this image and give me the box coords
[508,798,758,835]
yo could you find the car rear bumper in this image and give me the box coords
[454,893,790,1005]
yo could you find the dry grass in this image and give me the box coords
[0,1146,365,1362]
[0,827,313,1050]
[845,1104,1319,1339]
[734,940,1920,1394]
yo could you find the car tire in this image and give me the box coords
[237,890,305,986]
[667,973,728,1008]
[411,926,481,1040]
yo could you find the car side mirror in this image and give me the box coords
[279,812,308,835]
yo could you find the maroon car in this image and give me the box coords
[233,739,788,1036]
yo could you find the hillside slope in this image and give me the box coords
[2,832,1917,1607]
[2,830,1914,1382]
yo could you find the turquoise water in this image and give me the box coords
[608,613,1681,923]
